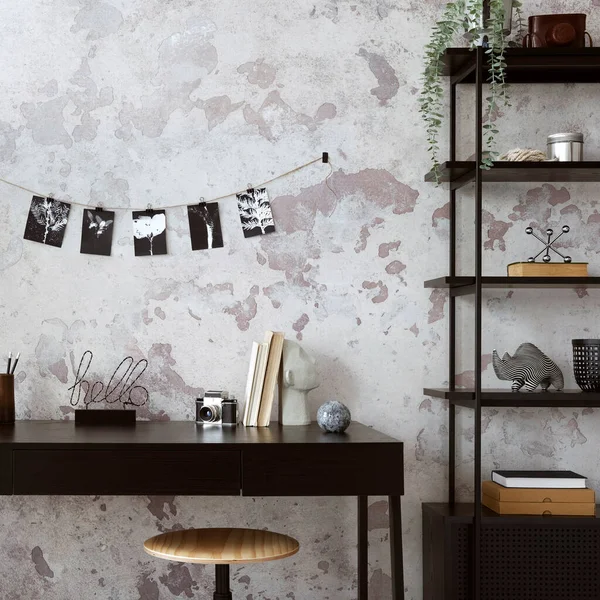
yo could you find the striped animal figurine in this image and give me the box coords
[492,343,564,392]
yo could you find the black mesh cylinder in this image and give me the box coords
[573,339,600,391]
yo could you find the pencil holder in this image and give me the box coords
[0,375,15,424]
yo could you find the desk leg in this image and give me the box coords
[389,495,404,600]
[358,495,368,599]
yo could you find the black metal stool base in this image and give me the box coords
[214,564,232,600]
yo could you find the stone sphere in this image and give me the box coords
[317,401,351,433]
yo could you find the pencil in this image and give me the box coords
[6,352,11,375]
[10,353,20,375]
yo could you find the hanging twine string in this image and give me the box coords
[0,154,336,210]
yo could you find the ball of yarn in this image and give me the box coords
[499,148,549,162]
[317,400,351,433]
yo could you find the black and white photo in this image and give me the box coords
[132,210,167,256]
[80,209,115,256]
[23,195,70,247]
[187,202,224,250]
[236,188,275,238]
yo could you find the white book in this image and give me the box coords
[492,470,587,489]
[249,342,269,426]
[242,342,260,427]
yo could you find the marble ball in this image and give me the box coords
[317,400,351,433]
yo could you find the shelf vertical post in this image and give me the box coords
[448,81,457,505]
[482,0,491,23]
[482,0,491,46]
[473,45,484,600]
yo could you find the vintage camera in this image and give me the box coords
[196,391,238,426]
[523,14,592,48]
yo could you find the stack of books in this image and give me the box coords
[507,262,588,277]
[483,470,596,516]
[242,331,285,427]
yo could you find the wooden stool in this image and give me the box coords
[144,528,300,599]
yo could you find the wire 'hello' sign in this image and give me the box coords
[68,350,149,409]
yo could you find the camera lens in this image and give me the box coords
[199,405,221,423]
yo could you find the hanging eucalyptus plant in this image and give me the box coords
[419,0,524,180]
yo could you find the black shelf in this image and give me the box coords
[424,502,600,522]
[425,161,600,189]
[424,276,600,293]
[442,47,600,84]
[423,388,600,408]
[424,276,473,288]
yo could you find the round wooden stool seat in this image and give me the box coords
[144,528,299,565]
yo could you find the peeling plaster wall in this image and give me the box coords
[0,0,599,598]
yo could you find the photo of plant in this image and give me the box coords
[80,209,115,256]
[236,188,275,238]
[23,195,71,247]
[132,210,167,256]
[187,202,224,250]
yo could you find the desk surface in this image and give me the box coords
[0,420,403,497]
[0,420,399,448]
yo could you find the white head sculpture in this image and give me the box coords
[281,340,319,425]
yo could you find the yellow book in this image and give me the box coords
[507,262,588,277]
[483,480,595,503]
[483,494,596,516]
[257,332,285,427]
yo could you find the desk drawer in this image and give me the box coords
[13,449,241,495]
[242,444,403,496]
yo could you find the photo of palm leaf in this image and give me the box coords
[23,195,71,247]
[236,188,275,238]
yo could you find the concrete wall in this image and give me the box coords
[1,0,599,597]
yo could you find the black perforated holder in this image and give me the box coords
[572,338,600,392]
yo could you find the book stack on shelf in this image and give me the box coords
[507,262,588,277]
[483,470,596,516]
[242,331,285,427]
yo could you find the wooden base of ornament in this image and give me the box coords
[75,409,136,426]
[507,262,588,277]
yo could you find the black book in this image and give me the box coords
[492,470,586,489]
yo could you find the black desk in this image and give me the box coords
[0,421,404,599]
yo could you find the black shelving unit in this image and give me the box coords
[422,44,600,600]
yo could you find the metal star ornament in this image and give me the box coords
[525,225,572,264]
